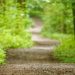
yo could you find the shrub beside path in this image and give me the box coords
[0,17,75,75]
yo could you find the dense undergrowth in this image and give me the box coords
[40,0,75,63]
[54,36,75,63]
[0,0,33,64]
[42,32,75,63]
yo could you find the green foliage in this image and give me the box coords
[41,0,75,63]
[0,30,33,49]
[0,48,6,64]
[4,0,32,29]
[26,0,49,17]
[42,32,72,40]
[54,37,75,63]
[42,0,74,34]
[0,0,33,64]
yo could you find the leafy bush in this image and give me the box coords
[0,0,33,64]
[0,30,33,49]
[53,36,75,63]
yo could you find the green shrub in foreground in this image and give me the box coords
[0,0,33,64]
[0,30,33,49]
[0,30,33,64]
[54,37,75,63]
[42,31,75,63]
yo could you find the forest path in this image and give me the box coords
[0,17,75,75]
[7,17,59,64]
[30,17,59,46]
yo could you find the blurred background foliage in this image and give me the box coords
[42,0,74,35]
[25,0,75,35]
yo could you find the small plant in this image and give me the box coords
[0,48,6,64]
